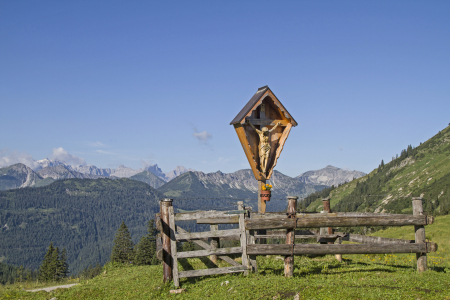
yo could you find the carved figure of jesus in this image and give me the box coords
[247,120,281,174]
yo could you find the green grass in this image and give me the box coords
[3,216,450,299]
[2,256,449,300]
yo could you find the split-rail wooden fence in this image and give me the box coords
[156,196,437,287]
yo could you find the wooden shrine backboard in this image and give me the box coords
[230,86,297,180]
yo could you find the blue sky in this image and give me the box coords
[1,1,449,176]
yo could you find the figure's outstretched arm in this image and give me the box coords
[269,122,281,132]
[246,120,261,134]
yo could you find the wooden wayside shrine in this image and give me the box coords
[230,86,297,181]
[230,85,298,213]
[157,196,438,287]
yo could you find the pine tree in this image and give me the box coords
[134,219,157,265]
[50,246,60,281]
[111,221,134,264]
[39,242,55,281]
[59,248,69,279]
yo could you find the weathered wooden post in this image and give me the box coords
[412,197,427,272]
[230,86,297,243]
[285,196,297,277]
[209,224,219,264]
[238,201,249,275]
[319,198,330,244]
[322,197,333,237]
[160,198,173,282]
[322,197,342,262]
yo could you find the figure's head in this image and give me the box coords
[262,127,269,132]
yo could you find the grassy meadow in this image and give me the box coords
[1,216,450,299]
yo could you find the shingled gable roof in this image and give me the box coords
[230,85,298,126]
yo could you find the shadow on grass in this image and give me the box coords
[178,258,194,271]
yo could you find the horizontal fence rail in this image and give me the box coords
[247,242,438,256]
[245,215,434,230]
[178,266,248,279]
[175,229,241,240]
[159,196,438,287]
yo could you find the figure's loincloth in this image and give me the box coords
[260,143,271,158]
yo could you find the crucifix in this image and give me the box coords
[230,86,297,213]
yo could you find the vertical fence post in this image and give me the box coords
[412,197,427,272]
[210,224,219,264]
[285,196,297,277]
[168,206,179,287]
[238,201,249,275]
[160,198,173,282]
[319,198,330,244]
[322,197,342,262]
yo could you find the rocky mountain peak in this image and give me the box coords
[296,165,365,187]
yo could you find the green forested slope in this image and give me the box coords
[0,178,163,275]
[307,124,450,214]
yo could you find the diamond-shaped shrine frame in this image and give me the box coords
[230,86,298,180]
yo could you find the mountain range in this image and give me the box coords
[0,159,365,194]
[33,158,194,181]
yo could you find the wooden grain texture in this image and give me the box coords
[238,201,249,274]
[245,215,431,230]
[177,247,243,259]
[267,123,292,179]
[176,229,241,240]
[209,224,219,264]
[155,213,162,231]
[322,198,334,245]
[340,233,414,244]
[197,217,239,224]
[254,234,341,239]
[176,226,240,267]
[168,206,179,287]
[160,201,172,283]
[246,218,295,230]
[284,197,296,277]
[248,229,257,272]
[247,242,437,255]
[250,212,410,220]
[178,266,248,278]
[234,124,261,180]
[246,118,290,126]
[156,234,163,261]
[175,210,236,221]
[413,198,427,272]
[258,180,267,214]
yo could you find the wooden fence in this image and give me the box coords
[156,196,437,287]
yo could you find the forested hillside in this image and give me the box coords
[0,178,162,275]
[306,124,450,215]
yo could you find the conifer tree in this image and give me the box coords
[39,242,55,281]
[51,246,60,281]
[59,248,69,279]
[134,219,157,265]
[111,221,134,264]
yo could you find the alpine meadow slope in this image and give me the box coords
[306,124,450,215]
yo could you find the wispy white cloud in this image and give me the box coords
[50,147,86,166]
[0,148,40,169]
[95,149,117,155]
[193,131,212,141]
[86,141,107,147]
